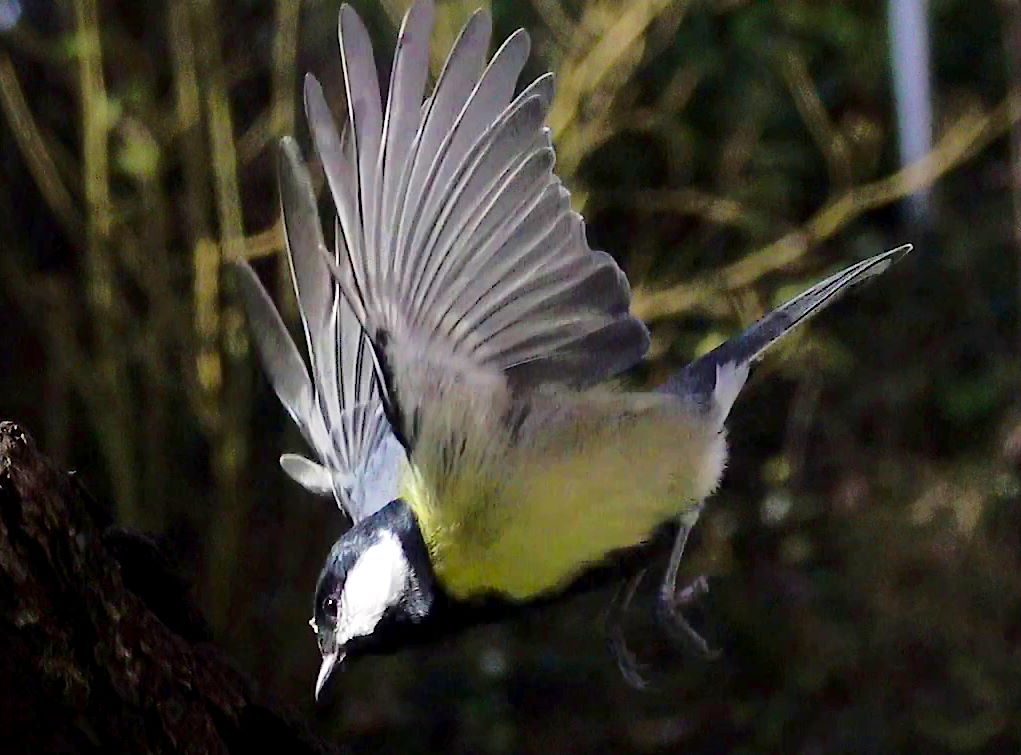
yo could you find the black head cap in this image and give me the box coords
[311,499,437,667]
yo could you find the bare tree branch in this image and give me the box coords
[634,95,1021,323]
[0,52,82,237]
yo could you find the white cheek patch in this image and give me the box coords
[337,531,410,643]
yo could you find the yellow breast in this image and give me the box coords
[403,391,725,601]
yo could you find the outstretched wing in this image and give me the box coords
[300,0,649,454]
[234,142,405,523]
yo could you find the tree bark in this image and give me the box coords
[0,421,336,754]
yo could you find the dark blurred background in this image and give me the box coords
[3,0,1021,751]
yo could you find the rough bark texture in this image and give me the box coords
[0,421,336,754]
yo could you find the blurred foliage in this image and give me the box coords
[3,0,1021,751]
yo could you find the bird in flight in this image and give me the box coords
[235,0,910,701]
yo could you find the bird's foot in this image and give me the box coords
[607,569,651,689]
[657,574,720,660]
[609,619,651,690]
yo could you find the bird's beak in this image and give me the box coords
[315,648,344,702]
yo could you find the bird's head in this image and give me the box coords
[310,499,435,701]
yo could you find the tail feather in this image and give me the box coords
[665,244,912,422]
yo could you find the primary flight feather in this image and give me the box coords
[234,0,911,701]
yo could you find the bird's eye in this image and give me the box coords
[323,596,339,616]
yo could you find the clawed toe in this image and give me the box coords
[657,575,720,660]
[609,620,651,689]
[675,574,710,606]
[656,510,719,660]
[607,569,651,689]
[607,512,722,687]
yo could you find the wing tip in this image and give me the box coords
[397,0,436,43]
[891,241,914,258]
[882,242,913,269]
[856,242,914,281]
[502,26,531,58]
[231,255,258,282]
[465,6,494,39]
[338,3,362,34]
[278,133,301,164]
[280,453,335,496]
[302,71,320,100]
[276,137,321,242]
[232,258,277,322]
[277,135,308,196]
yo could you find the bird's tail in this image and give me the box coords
[663,244,912,423]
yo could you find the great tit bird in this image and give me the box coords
[235,0,910,701]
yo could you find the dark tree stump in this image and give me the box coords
[0,421,336,754]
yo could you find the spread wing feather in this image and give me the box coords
[302,0,649,453]
[233,138,404,524]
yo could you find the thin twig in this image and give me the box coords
[1000,0,1021,353]
[0,52,82,236]
[72,0,139,522]
[601,189,770,234]
[550,0,686,176]
[190,0,253,631]
[271,0,299,314]
[528,0,579,51]
[633,95,1021,323]
[781,48,854,191]
[271,0,299,139]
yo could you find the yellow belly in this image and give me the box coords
[403,392,725,601]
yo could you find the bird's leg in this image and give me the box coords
[607,569,650,689]
[657,506,719,659]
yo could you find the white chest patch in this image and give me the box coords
[337,531,410,643]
